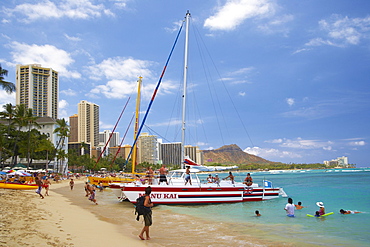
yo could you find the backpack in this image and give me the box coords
[135,195,151,221]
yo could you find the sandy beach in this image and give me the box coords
[0,179,301,247]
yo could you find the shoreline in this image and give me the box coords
[1,178,317,246]
[0,179,147,247]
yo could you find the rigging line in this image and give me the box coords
[124,19,184,167]
[109,113,135,170]
[95,96,131,166]
[163,75,182,141]
[186,73,210,146]
[194,25,254,147]
[192,24,225,145]
[144,124,172,143]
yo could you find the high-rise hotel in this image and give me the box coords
[16,64,58,119]
[78,100,99,148]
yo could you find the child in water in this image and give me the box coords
[255,210,261,217]
[295,201,305,210]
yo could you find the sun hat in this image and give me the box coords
[316,202,324,207]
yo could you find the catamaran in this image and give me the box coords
[109,11,287,204]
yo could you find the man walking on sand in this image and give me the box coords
[139,186,154,240]
[69,178,74,190]
[35,176,44,199]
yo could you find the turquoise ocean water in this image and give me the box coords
[160,168,370,246]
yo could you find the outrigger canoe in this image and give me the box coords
[0,182,38,190]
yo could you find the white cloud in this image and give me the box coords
[58,99,69,120]
[100,121,114,130]
[64,34,81,42]
[265,138,283,144]
[165,20,183,33]
[306,15,370,48]
[4,0,114,23]
[87,57,177,99]
[87,57,154,81]
[204,0,276,31]
[244,146,302,159]
[239,92,246,96]
[60,88,77,96]
[349,141,366,146]
[0,90,15,106]
[279,137,333,150]
[286,98,295,106]
[8,42,81,78]
[228,67,255,76]
[59,99,69,109]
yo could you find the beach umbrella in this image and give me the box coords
[7,170,32,176]
[0,171,6,175]
[7,169,16,173]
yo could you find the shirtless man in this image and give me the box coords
[35,176,44,199]
[159,165,168,185]
[84,182,91,197]
[224,171,235,184]
[184,166,192,185]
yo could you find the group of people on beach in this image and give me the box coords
[283,198,361,217]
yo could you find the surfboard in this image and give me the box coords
[307,212,334,217]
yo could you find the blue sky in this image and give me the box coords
[1,0,369,167]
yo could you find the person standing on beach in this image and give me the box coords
[159,165,168,185]
[43,178,51,196]
[139,186,154,240]
[284,198,295,217]
[69,179,74,190]
[84,182,91,197]
[35,176,44,199]
[88,185,98,205]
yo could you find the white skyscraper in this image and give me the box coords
[16,64,58,119]
[78,100,99,148]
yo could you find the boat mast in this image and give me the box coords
[132,76,142,174]
[181,11,190,169]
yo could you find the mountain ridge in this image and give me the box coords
[202,144,272,165]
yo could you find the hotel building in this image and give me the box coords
[16,64,58,119]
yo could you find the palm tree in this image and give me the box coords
[0,103,16,138]
[35,138,55,171]
[11,104,29,165]
[25,108,40,166]
[0,65,16,93]
[53,118,70,172]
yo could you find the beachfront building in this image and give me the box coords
[68,114,78,143]
[99,130,120,157]
[137,133,158,165]
[16,64,58,120]
[324,156,349,167]
[185,145,204,165]
[159,142,182,166]
[77,100,99,156]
